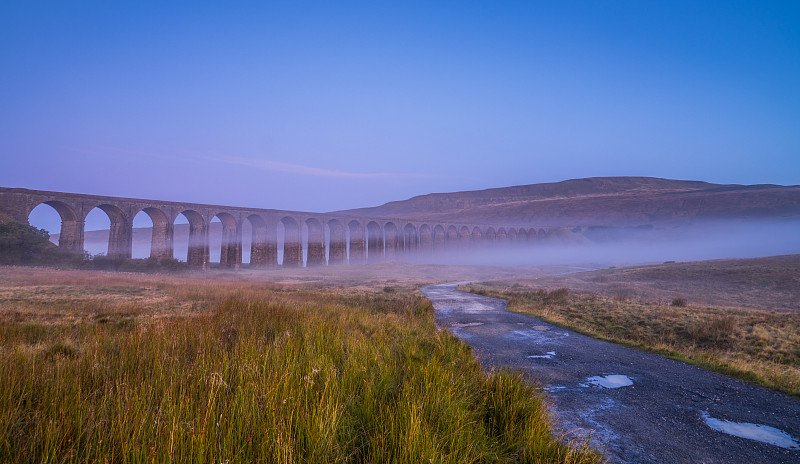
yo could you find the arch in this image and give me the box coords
[403,223,417,257]
[538,228,548,239]
[86,204,131,259]
[459,226,471,247]
[446,226,459,249]
[174,210,208,268]
[27,201,81,252]
[471,226,483,242]
[507,228,517,242]
[517,228,528,241]
[384,222,400,259]
[348,220,365,264]
[327,219,347,265]
[367,221,383,263]
[496,228,507,242]
[433,225,446,250]
[134,207,170,260]
[306,218,326,266]
[246,214,268,268]
[418,224,432,254]
[281,216,301,267]
[485,227,496,241]
[211,212,240,269]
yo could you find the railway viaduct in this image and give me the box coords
[0,187,561,269]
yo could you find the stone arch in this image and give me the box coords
[485,227,496,241]
[281,216,301,267]
[27,201,81,252]
[87,204,131,259]
[137,207,171,260]
[348,220,365,264]
[211,212,240,269]
[418,224,432,253]
[496,227,507,241]
[403,224,417,255]
[446,225,459,249]
[507,228,517,242]
[367,221,383,263]
[327,219,347,265]
[176,210,208,268]
[247,214,269,268]
[459,226,471,245]
[305,218,326,266]
[517,228,528,241]
[433,225,446,249]
[471,226,483,242]
[384,222,399,259]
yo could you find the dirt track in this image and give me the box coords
[421,282,800,464]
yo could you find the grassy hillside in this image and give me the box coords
[340,177,800,226]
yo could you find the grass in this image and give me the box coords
[0,268,601,463]
[464,284,800,398]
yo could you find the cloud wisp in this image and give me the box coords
[210,155,438,180]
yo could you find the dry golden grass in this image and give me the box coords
[517,255,800,312]
[0,265,602,463]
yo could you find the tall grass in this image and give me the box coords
[466,285,800,397]
[0,279,600,463]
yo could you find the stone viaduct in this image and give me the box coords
[0,187,560,269]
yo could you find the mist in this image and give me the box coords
[66,218,800,269]
[418,219,800,268]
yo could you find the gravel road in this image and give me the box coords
[421,282,800,464]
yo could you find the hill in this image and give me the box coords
[339,177,800,226]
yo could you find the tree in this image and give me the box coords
[0,213,75,265]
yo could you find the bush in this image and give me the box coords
[0,215,84,266]
[671,297,687,307]
[686,316,737,344]
[89,255,189,273]
[533,288,570,304]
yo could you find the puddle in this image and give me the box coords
[528,351,556,359]
[701,412,799,449]
[584,374,634,389]
[452,322,484,328]
[532,325,549,331]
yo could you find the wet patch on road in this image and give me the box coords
[451,322,484,328]
[528,351,556,359]
[701,412,800,449]
[583,374,634,389]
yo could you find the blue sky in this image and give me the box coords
[2,0,799,218]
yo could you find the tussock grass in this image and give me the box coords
[466,285,800,397]
[0,272,601,463]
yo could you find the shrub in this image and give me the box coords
[536,288,569,304]
[686,316,737,344]
[0,215,84,266]
[671,297,687,307]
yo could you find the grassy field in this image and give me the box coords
[0,266,600,463]
[516,255,800,311]
[465,281,800,398]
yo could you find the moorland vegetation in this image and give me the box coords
[0,268,601,463]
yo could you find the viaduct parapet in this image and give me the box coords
[0,187,564,269]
